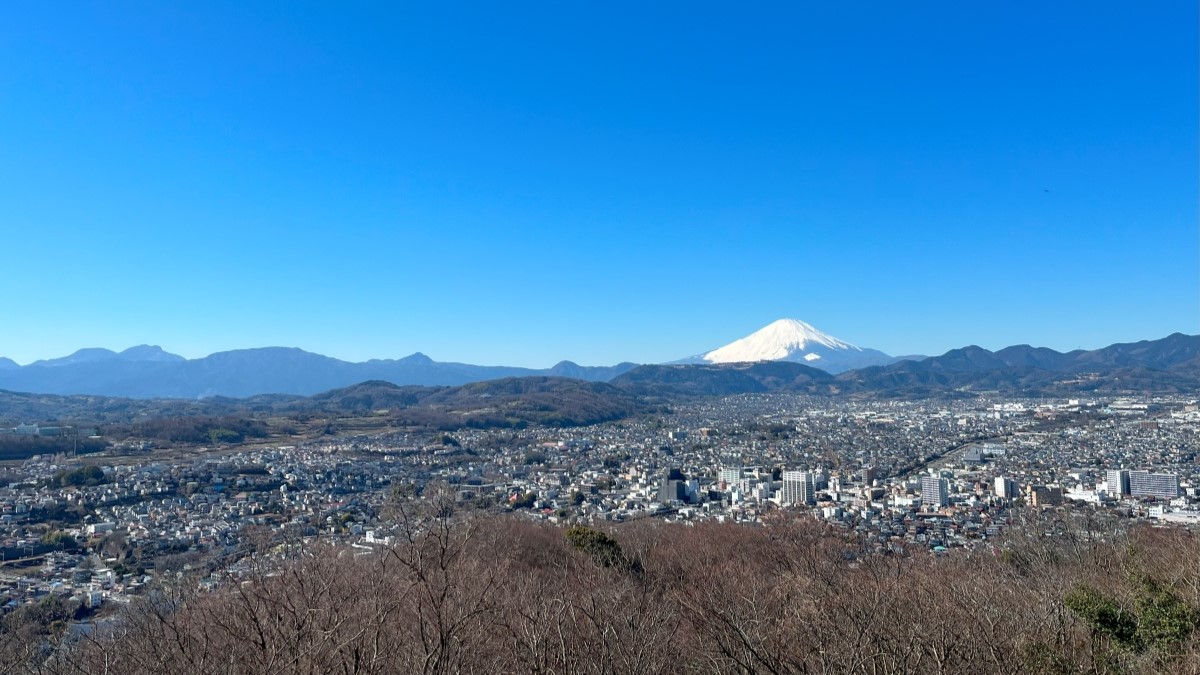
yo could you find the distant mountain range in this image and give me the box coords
[0,333,1195,432]
[0,345,638,398]
[625,332,1199,398]
[0,323,1195,400]
[27,345,187,367]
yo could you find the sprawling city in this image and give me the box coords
[3,2,1197,673]
[4,392,1199,589]
[2,363,1200,672]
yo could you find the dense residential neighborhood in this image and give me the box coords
[3,393,1196,617]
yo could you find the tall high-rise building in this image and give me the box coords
[995,476,1018,500]
[658,467,688,504]
[719,467,743,488]
[781,470,815,505]
[1129,471,1180,500]
[921,475,949,508]
[658,477,686,503]
[1106,470,1130,496]
[861,466,877,485]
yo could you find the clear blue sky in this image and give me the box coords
[1,2,1196,367]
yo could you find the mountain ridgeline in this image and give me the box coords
[0,334,1195,437]
[621,332,1199,398]
[0,328,1195,403]
[0,377,662,450]
[0,345,639,398]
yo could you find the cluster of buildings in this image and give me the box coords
[0,447,391,612]
[0,393,1197,614]
[0,423,72,437]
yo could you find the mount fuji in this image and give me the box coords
[678,319,907,373]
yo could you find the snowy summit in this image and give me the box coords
[680,318,901,373]
[702,319,860,363]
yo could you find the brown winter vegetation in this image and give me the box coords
[3,503,1198,675]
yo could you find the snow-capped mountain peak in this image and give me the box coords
[679,318,901,373]
[702,319,861,363]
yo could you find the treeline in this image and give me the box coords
[0,435,108,461]
[103,416,270,445]
[5,505,1198,674]
[367,378,659,431]
[385,402,647,432]
[0,378,665,446]
[1,595,89,650]
[47,465,106,488]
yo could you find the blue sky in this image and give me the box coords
[1,2,1196,367]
